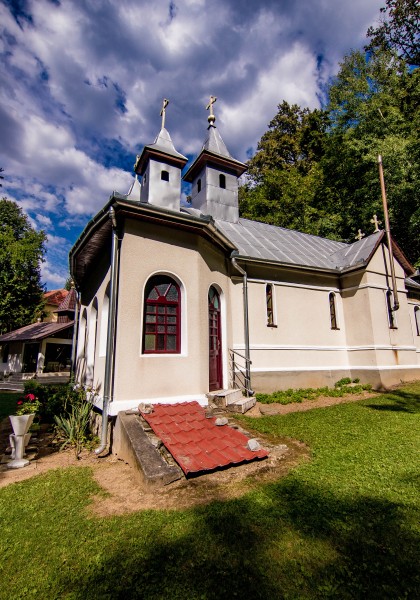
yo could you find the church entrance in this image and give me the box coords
[208,286,222,391]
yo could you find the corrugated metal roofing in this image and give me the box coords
[215,218,383,271]
[141,401,268,475]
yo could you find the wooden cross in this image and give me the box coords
[355,229,365,241]
[370,214,382,232]
[160,98,169,129]
[206,95,217,124]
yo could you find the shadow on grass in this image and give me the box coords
[364,388,420,414]
[58,478,420,600]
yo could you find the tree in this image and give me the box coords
[239,102,336,236]
[366,0,420,67]
[0,198,46,333]
[322,49,420,265]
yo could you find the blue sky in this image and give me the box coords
[0,0,384,290]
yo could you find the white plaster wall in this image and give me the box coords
[112,221,231,405]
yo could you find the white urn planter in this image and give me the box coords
[8,414,35,469]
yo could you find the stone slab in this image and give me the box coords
[113,412,183,487]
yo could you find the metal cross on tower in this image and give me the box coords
[206,95,217,125]
[355,229,365,241]
[160,98,169,129]
[370,214,382,232]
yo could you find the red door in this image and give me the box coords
[208,287,223,391]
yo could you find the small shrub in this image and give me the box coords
[335,377,352,387]
[256,382,372,404]
[54,386,94,458]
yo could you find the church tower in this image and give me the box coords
[183,96,247,223]
[133,99,188,212]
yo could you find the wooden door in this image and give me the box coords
[208,287,222,391]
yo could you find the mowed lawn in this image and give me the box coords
[0,384,419,599]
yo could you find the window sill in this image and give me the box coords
[267,324,277,328]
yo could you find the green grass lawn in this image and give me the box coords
[0,383,419,599]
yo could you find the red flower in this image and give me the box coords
[25,393,36,401]
[17,400,23,405]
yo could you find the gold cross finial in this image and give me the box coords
[160,98,169,129]
[206,95,217,125]
[370,214,382,232]
[355,229,365,241]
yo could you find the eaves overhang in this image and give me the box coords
[69,195,237,287]
[183,150,247,182]
[134,148,188,176]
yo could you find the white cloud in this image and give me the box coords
[0,0,385,289]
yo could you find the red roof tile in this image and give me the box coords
[141,401,268,475]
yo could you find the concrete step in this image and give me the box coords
[228,396,257,414]
[207,388,244,408]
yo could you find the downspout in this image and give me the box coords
[378,155,399,311]
[70,284,79,379]
[230,253,252,396]
[95,207,119,455]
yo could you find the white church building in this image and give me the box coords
[70,100,420,418]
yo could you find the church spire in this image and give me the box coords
[183,97,247,223]
[133,99,187,211]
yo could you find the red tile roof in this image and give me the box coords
[141,401,268,475]
[44,289,68,306]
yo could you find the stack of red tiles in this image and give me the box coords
[141,401,268,475]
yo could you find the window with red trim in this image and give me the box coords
[143,275,180,353]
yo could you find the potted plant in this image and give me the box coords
[10,393,41,435]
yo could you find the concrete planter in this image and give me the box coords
[7,414,35,469]
[9,414,35,436]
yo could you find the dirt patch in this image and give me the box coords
[2,391,377,512]
[246,390,379,417]
[0,417,309,514]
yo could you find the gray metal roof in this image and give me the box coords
[203,125,232,158]
[213,217,383,271]
[145,127,188,161]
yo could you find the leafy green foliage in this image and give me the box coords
[322,49,420,265]
[0,383,419,598]
[256,382,372,404]
[0,392,20,420]
[54,396,93,458]
[240,48,420,266]
[366,0,420,67]
[24,381,70,421]
[0,198,46,333]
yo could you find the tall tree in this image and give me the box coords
[0,198,46,333]
[239,102,337,236]
[322,49,420,265]
[366,0,420,67]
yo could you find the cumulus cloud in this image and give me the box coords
[0,0,384,288]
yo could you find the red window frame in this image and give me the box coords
[143,276,181,354]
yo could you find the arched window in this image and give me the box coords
[219,174,226,189]
[143,275,180,353]
[386,290,397,329]
[86,299,98,381]
[329,292,339,330]
[415,306,420,336]
[266,284,275,326]
[99,285,110,357]
[161,170,169,181]
[197,178,202,193]
[78,308,87,358]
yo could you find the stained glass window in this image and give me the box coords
[143,275,180,353]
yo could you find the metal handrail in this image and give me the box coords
[229,349,253,397]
